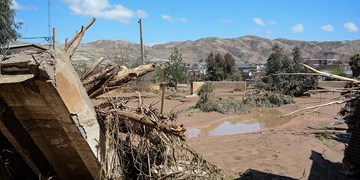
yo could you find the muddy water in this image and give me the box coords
[187,108,290,138]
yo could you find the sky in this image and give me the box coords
[11,0,360,45]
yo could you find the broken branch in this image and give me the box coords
[302,64,360,83]
[111,110,186,140]
[281,98,355,117]
[66,18,96,59]
[82,65,117,85]
[81,57,105,81]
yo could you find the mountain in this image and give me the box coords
[73,36,360,69]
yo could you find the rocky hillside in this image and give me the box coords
[73,36,360,68]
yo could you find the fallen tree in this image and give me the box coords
[80,62,155,98]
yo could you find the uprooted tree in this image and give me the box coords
[258,44,317,97]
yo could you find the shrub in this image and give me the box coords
[328,65,347,77]
[196,82,294,114]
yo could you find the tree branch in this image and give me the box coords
[302,64,360,83]
[66,18,96,59]
[281,98,355,117]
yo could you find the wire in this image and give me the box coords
[18,37,52,40]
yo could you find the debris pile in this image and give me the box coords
[95,98,222,179]
[80,57,155,98]
[0,17,224,179]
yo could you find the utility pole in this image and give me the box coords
[52,28,56,50]
[138,19,145,64]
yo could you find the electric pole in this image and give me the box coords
[138,19,145,64]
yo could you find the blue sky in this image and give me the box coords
[12,0,360,45]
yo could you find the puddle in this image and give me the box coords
[187,108,290,138]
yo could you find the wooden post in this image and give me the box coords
[160,82,167,114]
[138,19,144,64]
[64,38,68,51]
[52,27,56,50]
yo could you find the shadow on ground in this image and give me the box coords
[236,150,357,180]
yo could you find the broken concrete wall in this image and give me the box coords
[0,49,102,179]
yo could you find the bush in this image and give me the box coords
[196,82,294,114]
[227,72,243,81]
[243,93,294,107]
[253,81,269,90]
[328,65,346,77]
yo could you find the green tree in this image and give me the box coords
[205,52,222,81]
[0,0,21,53]
[263,45,317,96]
[164,48,188,90]
[224,52,235,75]
[205,52,236,81]
[349,54,360,77]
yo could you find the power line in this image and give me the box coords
[19,37,52,41]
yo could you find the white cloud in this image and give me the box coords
[291,23,304,33]
[161,14,187,23]
[161,14,174,22]
[11,0,37,10]
[344,22,358,32]
[321,24,334,32]
[253,17,265,26]
[62,0,148,24]
[221,19,232,24]
[179,17,188,22]
[268,20,277,25]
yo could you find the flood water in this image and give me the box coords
[187,108,290,138]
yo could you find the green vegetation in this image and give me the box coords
[205,52,236,81]
[328,65,346,77]
[349,54,360,77]
[157,48,188,90]
[0,0,22,53]
[261,45,317,97]
[195,82,294,114]
[315,132,334,147]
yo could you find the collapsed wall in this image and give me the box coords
[0,48,103,179]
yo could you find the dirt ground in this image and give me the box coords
[97,86,348,179]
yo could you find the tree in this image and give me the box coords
[224,52,235,75]
[349,54,360,77]
[164,48,188,90]
[263,45,317,96]
[205,52,236,81]
[205,52,219,81]
[0,0,21,53]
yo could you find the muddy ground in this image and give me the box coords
[95,86,348,179]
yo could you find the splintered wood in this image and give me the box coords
[80,61,155,98]
[95,98,222,179]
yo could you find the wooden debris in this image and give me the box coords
[95,98,223,179]
[281,98,355,117]
[80,57,105,81]
[81,63,155,98]
[65,18,96,59]
[302,64,360,83]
